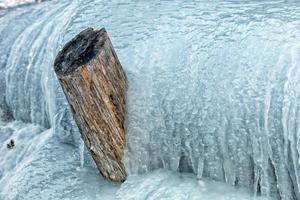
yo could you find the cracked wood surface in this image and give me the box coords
[54,28,127,181]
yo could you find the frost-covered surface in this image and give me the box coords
[0,0,300,199]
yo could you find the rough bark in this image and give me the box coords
[54,28,127,182]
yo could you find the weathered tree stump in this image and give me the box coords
[54,28,127,181]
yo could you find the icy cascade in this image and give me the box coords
[0,1,300,199]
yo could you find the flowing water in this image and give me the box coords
[0,0,300,199]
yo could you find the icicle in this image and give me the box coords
[79,139,85,169]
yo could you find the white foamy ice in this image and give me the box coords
[0,0,39,8]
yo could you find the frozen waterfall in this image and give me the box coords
[0,0,300,199]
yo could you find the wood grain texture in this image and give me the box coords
[54,28,127,181]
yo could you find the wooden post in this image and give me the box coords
[54,28,127,182]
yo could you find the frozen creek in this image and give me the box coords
[0,0,300,199]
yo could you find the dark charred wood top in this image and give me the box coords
[54,27,107,75]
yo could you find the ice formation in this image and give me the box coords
[0,0,40,8]
[0,0,300,199]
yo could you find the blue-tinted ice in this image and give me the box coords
[0,1,300,199]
